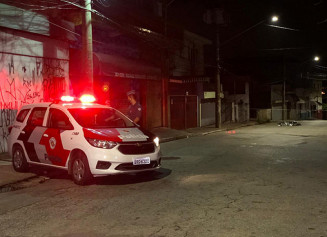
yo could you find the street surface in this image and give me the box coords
[1,121,327,237]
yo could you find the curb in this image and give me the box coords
[160,135,190,143]
[201,129,223,136]
[159,123,257,143]
[0,175,46,193]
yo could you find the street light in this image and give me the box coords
[271,16,279,22]
[214,14,279,128]
[220,15,279,47]
[282,56,322,121]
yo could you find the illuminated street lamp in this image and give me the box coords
[271,16,279,22]
[283,55,322,120]
[212,14,280,127]
[221,15,279,47]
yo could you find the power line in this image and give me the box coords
[259,47,310,51]
[1,0,79,10]
[48,20,80,37]
[60,0,121,27]
[96,0,110,8]
[265,24,300,32]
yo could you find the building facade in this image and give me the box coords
[0,3,70,152]
[168,30,212,129]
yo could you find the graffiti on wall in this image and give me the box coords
[0,53,68,152]
[42,58,66,101]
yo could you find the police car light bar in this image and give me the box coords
[61,96,75,102]
[80,94,96,103]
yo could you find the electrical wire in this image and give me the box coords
[96,0,110,8]
[2,0,79,10]
[2,0,176,51]
[2,0,205,68]
[60,0,175,50]
[314,65,327,71]
[259,47,310,51]
[48,20,80,37]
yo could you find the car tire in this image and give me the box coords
[71,154,92,185]
[12,145,29,172]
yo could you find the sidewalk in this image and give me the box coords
[0,153,37,188]
[0,121,257,189]
[151,120,257,143]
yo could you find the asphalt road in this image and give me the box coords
[1,121,327,237]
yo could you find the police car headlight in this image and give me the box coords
[153,137,159,147]
[86,138,117,149]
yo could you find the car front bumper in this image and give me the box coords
[85,145,161,176]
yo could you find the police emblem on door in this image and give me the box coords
[49,137,57,149]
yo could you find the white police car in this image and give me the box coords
[7,95,161,185]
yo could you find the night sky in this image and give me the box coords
[168,0,327,79]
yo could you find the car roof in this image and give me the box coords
[20,102,113,110]
[57,103,110,109]
[20,102,51,109]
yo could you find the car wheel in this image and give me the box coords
[12,145,29,172]
[72,155,92,185]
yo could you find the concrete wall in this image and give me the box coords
[146,80,162,129]
[200,102,215,126]
[257,109,272,122]
[271,83,323,121]
[172,30,211,77]
[224,82,250,123]
[0,30,69,152]
[271,106,282,121]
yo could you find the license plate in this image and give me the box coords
[133,157,151,165]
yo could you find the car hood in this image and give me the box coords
[83,127,151,142]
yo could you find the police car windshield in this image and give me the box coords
[68,108,135,128]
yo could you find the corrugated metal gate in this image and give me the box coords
[170,95,198,130]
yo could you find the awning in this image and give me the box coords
[286,94,300,103]
[169,76,211,84]
[310,100,322,105]
[94,52,161,80]
[297,99,305,104]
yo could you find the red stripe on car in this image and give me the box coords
[83,128,123,142]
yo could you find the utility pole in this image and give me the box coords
[161,0,175,127]
[204,8,225,128]
[82,0,94,94]
[216,28,222,128]
[282,55,286,121]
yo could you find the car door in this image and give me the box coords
[39,108,74,167]
[17,107,47,163]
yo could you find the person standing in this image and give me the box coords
[127,90,142,125]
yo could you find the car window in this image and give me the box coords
[27,107,47,126]
[16,109,30,122]
[68,108,135,129]
[48,108,73,130]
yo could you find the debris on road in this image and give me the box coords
[277,121,302,126]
